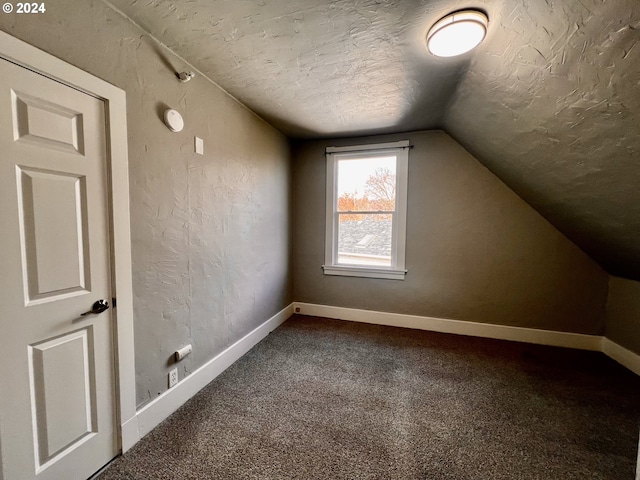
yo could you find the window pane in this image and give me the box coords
[337,213,392,267]
[337,156,396,212]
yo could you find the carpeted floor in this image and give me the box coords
[99,315,640,479]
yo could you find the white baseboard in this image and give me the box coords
[120,415,139,453]
[294,303,640,376]
[131,303,294,443]
[637,436,640,480]
[121,301,640,454]
[602,338,640,376]
[293,302,602,351]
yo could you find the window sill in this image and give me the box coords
[322,265,407,280]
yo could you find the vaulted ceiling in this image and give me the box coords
[105,0,640,280]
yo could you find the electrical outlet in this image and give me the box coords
[168,368,178,388]
[295,307,300,313]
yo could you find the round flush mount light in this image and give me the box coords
[427,10,488,57]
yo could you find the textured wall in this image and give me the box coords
[606,277,640,355]
[104,0,640,284]
[293,131,608,334]
[0,0,292,407]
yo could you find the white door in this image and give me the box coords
[0,58,117,480]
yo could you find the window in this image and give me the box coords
[323,141,409,280]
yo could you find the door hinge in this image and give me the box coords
[112,297,117,308]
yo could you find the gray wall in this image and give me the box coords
[2,1,632,409]
[0,0,292,407]
[293,130,608,334]
[606,277,640,355]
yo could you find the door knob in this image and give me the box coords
[81,299,109,316]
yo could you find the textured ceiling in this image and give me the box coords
[106,0,490,137]
[105,0,640,280]
[444,0,640,280]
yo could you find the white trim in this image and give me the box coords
[324,142,409,280]
[394,145,409,270]
[322,265,407,280]
[293,303,640,377]
[122,303,640,458]
[326,140,410,153]
[134,304,294,441]
[293,303,602,350]
[106,300,640,455]
[120,416,140,453]
[637,435,640,480]
[0,31,137,453]
[602,338,640,376]
[325,151,337,270]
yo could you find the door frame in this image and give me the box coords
[0,30,137,453]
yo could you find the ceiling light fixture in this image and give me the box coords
[427,10,488,57]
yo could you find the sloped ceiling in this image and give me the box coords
[105,0,640,280]
[444,0,640,280]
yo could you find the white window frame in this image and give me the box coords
[323,140,409,280]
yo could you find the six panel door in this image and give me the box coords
[0,58,117,480]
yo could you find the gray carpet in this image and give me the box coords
[99,315,640,479]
